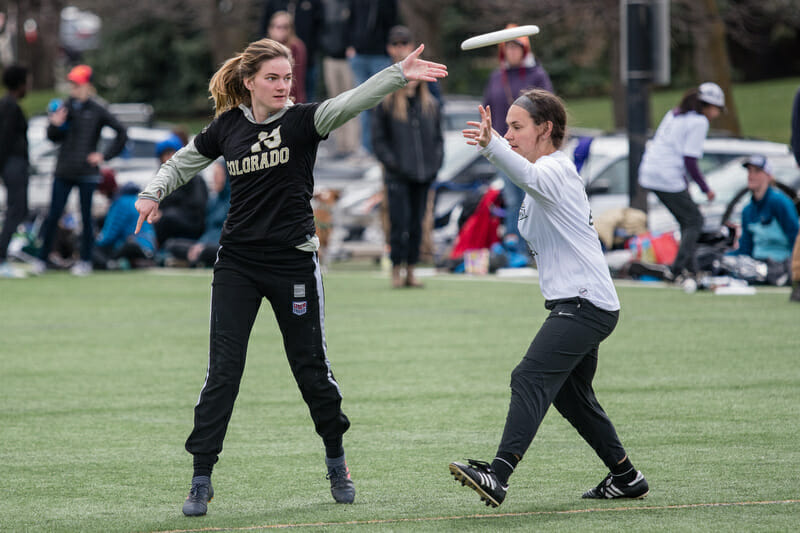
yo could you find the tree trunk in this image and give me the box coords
[206,0,256,70]
[398,0,447,68]
[15,0,62,90]
[691,0,740,135]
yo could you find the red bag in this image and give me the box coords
[627,232,679,265]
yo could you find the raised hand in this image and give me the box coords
[400,44,448,82]
[462,105,494,148]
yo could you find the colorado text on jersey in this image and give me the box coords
[226,125,289,176]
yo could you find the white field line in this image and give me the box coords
[152,499,800,533]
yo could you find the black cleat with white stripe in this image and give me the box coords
[582,470,649,499]
[449,459,507,507]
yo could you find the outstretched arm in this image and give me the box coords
[314,44,447,137]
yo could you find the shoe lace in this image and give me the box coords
[326,465,350,483]
[466,459,493,472]
[188,482,208,498]
[595,473,614,493]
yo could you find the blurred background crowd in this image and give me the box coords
[0,0,799,299]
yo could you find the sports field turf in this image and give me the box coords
[2,269,798,532]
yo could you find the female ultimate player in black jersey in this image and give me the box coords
[134,38,446,517]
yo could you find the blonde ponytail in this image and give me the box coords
[209,54,249,116]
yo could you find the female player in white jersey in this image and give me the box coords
[134,38,446,517]
[638,82,725,281]
[448,90,648,507]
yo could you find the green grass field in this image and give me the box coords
[1,268,798,532]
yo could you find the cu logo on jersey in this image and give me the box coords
[251,126,282,153]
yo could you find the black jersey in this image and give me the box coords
[193,103,325,249]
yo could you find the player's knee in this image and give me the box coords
[510,361,535,390]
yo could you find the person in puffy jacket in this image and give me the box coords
[34,64,128,276]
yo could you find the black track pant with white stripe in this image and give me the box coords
[185,245,350,467]
[497,297,627,471]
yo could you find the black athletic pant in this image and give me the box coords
[497,298,627,471]
[0,156,29,262]
[654,189,703,275]
[385,179,430,266]
[185,245,350,468]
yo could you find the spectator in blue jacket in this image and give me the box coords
[730,155,799,263]
[93,182,157,270]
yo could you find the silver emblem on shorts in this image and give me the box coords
[294,284,306,298]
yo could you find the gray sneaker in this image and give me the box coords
[182,476,214,516]
[326,463,355,504]
[70,260,93,276]
[30,259,47,276]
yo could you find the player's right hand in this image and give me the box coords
[134,198,161,234]
[463,105,493,148]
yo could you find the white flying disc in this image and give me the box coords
[460,25,540,51]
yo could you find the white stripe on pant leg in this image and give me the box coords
[195,252,220,407]
[313,252,342,397]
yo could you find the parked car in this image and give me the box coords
[25,115,173,214]
[441,96,481,131]
[681,153,800,231]
[319,129,499,262]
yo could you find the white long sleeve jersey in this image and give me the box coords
[480,136,620,311]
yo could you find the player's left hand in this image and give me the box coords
[400,44,448,82]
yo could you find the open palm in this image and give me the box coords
[400,44,448,82]
[463,105,494,148]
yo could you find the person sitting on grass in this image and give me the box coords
[161,159,230,268]
[729,155,798,268]
[93,182,157,270]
